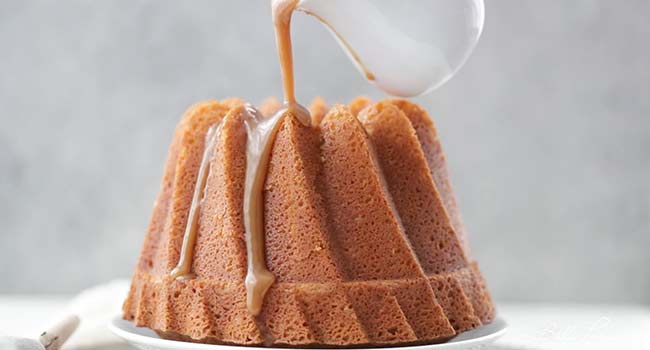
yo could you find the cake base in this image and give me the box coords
[124,264,493,348]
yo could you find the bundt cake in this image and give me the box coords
[122,96,495,347]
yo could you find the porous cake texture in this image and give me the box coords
[123,97,495,347]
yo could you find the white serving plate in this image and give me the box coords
[109,316,507,350]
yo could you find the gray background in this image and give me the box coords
[0,1,648,305]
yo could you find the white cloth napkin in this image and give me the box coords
[62,279,130,349]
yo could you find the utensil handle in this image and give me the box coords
[38,314,80,350]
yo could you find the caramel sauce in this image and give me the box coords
[241,105,280,316]
[241,103,309,316]
[171,0,311,316]
[273,0,300,105]
[242,0,310,315]
[170,123,224,280]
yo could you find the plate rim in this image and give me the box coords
[109,315,507,350]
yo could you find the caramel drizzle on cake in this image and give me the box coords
[171,0,311,316]
[241,104,309,315]
[170,122,224,280]
[241,0,310,315]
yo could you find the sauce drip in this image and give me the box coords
[170,122,224,280]
[171,0,311,317]
[241,105,279,316]
[242,0,310,315]
[241,104,308,316]
[273,0,300,105]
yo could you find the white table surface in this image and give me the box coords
[1,296,649,350]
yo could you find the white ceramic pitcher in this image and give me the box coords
[296,0,485,97]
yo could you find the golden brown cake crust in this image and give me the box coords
[308,96,329,125]
[123,98,495,347]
